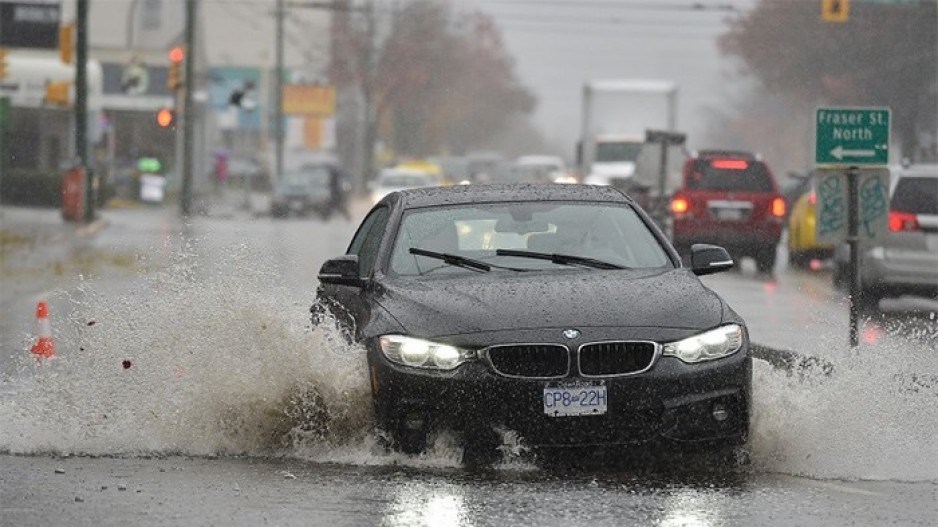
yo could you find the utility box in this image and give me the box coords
[61,165,85,222]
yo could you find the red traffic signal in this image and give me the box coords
[156,107,175,127]
[168,46,185,64]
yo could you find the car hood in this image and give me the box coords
[376,268,724,337]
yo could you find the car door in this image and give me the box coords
[316,206,391,339]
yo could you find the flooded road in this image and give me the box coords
[3,454,936,526]
[2,203,936,525]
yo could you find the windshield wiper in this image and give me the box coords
[495,249,625,270]
[409,248,491,273]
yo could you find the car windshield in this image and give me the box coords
[686,159,774,192]
[595,142,643,163]
[891,177,938,214]
[389,201,672,276]
[278,168,329,190]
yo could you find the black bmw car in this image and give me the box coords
[313,184,750,463]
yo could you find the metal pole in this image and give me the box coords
[656,136,669,227]
[180,0,197,216]
[360,0,376,192]
[76,0,93,222]
[847,166,860,347]
[580,83,592,176]
[274,0,285,183]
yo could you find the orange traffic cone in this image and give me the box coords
[30,301,56,359]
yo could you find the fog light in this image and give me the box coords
[404,413,425,431]
[711,404,730,422]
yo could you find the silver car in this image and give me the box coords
[834,164,938,311]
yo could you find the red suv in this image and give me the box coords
[671,151,786,273]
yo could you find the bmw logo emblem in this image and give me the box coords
[563,329,580,340]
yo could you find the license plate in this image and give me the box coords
[543,384,607,417]
[715,208,743,221]
[289,200,304,211]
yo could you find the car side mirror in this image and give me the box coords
[318,255,365,286]
[690,244,734,276]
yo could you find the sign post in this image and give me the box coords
[815,107,890,347]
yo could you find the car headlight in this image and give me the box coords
[662,324,743,363]
[378,335,475,370]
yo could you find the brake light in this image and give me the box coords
[671,197,690,215]
[710,159,748,170]
[771,197,786,218]
[889,211,919,232]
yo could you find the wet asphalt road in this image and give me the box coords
[3,454,936,527]
[2,201,936,526]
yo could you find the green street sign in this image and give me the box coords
[815,107,890,166]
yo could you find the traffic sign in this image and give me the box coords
[820,0,850,23]
[815,107,890,166]
[815,168,890,244]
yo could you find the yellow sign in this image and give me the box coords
[821,0,850,22]
[45,81,71,107]
[304,117,323,149]
[282,85,335,116]
[59,24,74,64]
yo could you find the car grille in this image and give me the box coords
[486,344,569,378]
[578,341,657,376]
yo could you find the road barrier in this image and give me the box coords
[30,301,56,359]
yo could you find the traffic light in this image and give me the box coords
[156,107,175,127]
[167,46,185,91]
[0,48,8,80]
[821,0,850,22]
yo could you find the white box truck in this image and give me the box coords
[578,79,681,193]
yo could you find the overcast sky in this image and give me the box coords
[460,0,760,155]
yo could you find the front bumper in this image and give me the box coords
[863,247,938,294]
[368,332,751,448]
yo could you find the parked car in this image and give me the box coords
[512,155,574,184]
[370,168,439,205]
[270,165,333,218]
[833,164,938,311]
[312,183,751,466]
[671,150,786,273]
[787,172,834,268]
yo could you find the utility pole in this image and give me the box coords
[274,0,285,183]
[180,0,197,216]
[76,0,92,222]
[360,0,376,192]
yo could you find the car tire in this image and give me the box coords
[787,250,807,269]
[855,287,884,315]
[389,425,428,455]
[461,429,502,468]
[755,247,777,274]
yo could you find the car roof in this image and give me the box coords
[391,183,631,209]
[693,150,760,161]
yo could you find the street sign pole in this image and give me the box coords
[846,166,860,347]
[814,106,890,348]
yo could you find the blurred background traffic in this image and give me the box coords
[1,1,935,247]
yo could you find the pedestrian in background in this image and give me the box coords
[327,164,351,221]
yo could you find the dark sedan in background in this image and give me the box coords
[313,184,751,465]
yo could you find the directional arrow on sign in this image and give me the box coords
[831,145,876,160]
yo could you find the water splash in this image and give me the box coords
[1,240,935,480]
